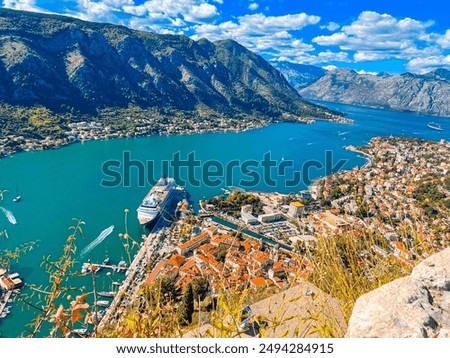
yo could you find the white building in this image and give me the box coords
[288,202,304,218]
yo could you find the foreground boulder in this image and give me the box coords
[346,248,450,338]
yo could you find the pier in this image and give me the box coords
[81,263,127,273]
[0,291,13,318]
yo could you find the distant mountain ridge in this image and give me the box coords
[275,62,450,118]
[0,8,340,129]
[271,61,326,90]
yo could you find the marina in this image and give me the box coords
[0,291,13,319]
[80,260,128,274]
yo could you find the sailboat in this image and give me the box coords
[13,183,21,202]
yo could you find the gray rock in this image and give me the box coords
[271,61,326,90]
[346,248,450,338]
[412,248,450,290]
[299,68,450,118]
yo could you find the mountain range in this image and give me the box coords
[0,8,340,134]
[276,62,450,118]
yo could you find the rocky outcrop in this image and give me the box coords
[300,68,450,117]
[0,8,340,123]
[271,61,326,90]
[346,248,450,338]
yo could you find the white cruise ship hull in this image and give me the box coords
[137,177,176,226]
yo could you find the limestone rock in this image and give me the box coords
[346,248,450,338]
[299,68,450,118]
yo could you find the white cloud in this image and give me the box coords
[322,65,337,71]
[185,3,218,21]
[436,29,450,49]
[356,69,378,75]
[2,0,42,12]
[317,50,350,63]
[406,55,450,73]
[191,12,320,60]
[65,0,220,28]
[74,0,115,21]
[313,11,436,63]
[192,12,320,41]
[320,21,340,32]
[249,2,258,11]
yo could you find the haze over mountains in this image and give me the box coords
[276,61,450,118]
[0,8,339,126]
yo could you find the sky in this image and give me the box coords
[2,0,450,74]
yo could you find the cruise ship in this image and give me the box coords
[137,177,177,225]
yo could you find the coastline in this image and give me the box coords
[308,140,375,193]
[344,144,374,168]
[0,115,351,159]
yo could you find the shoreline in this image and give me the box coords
[344,144,374,168]
[0,116,351,159]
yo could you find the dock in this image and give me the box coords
[81,263,127,273]
[0,291,13,318]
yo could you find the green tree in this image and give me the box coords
[159,277,181,304]
[191,278,209,301]
[178,283,194,326]
[214,245,228,263]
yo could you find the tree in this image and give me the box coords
[178,283,194,326]
[215,245,228,263]
[191,278,209,301]
[159,277,181,304]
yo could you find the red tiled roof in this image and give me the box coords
[177,231,210,252]
[145,260,167,286]
[167,254,186,268]
[250,276,267,288]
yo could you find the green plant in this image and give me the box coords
[23,219,89,337]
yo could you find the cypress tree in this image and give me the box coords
[178,283,194,325]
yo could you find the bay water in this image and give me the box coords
[0,102,448,337]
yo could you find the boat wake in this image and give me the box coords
[80,225,114,258]
[0,207,17,225]
[338,131,350,136]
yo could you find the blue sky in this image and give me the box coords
[3,0,450,74]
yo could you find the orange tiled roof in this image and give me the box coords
[167,254,186,268]
[145,260,167,286]
[195,243,218,255]
[177,231,211,252]
[253,252,270,265]
[250,276,267,288]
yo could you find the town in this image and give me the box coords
[0,111,270,157]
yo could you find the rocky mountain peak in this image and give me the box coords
[0,7,342,130]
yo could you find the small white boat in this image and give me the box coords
[427,122,443,131]
[116,260,128,272]
[71,328,89,336]
[81,263,90,274]
[98,291,115,297]
[96,300,110,307]
[12,184,21,202]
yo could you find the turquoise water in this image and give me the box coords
[0,102,449,337]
